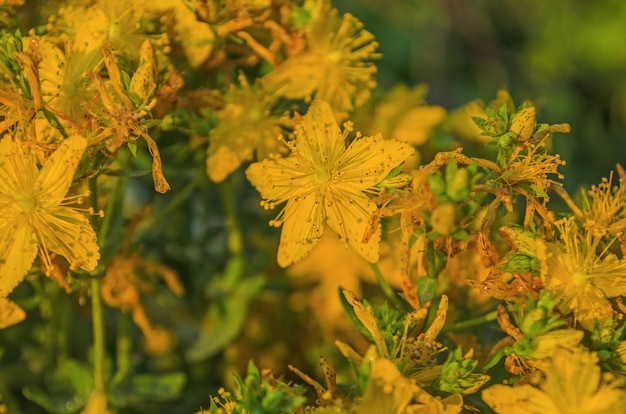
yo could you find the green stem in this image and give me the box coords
[369,263,402,309]
[97,159,128,251]
[219,178,243,255]
[91,277,107,394]
[88,177,107,393]
[111,311,131,386]
[441,309,498,332]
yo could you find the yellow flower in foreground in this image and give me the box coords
[483,349,626,414]
[536,217,626,330]
[245,100,414,267]
[0,135,100,296]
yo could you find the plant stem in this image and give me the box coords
[88,175,107,393]
[111,311,131,385]
[370,263,402,308]
[91,277,107,394]
[441,309,498,332]
[219,178,243,255]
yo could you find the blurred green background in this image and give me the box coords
[337,0,626,189]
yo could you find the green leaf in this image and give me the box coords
[64,359,94,398]
[128,372,186,401]
[22,387,85,414]
[186,274,264,361]
[417,277,437,305]
[109,372,186,408]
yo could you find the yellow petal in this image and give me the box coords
[36,135,86,207]
[245,156,313,206]
[295,100,344,163]
[207,145,245,183]
[276,192,325,267]
[0,138,38,296]
[482,384,558,414]
[338,135,415,189]
[0,297,26,329]
[357,358,419,414]
[40,206,100,271]
[325,187,380,263]
[392,105,446,146]
[0,219,37,297]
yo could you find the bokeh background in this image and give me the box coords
[337,0,626,189]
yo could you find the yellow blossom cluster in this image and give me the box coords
[2,1,626,413]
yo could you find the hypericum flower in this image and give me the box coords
[536,217,626,330]
[45,0,157,58]
[245,100,414,267]
[38,38,101,122]
[581,170,626,237]
[0,135,100,297]
[261,0,380,121]
[206,74,289,183]
[482,349,626,414]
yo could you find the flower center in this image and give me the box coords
[572,271,592,287]
[17,196,36,212]
[248,105,262,122]
[315,167,330,184]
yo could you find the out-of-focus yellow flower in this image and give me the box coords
[0,135,99,297]
[262,0,380,121]
[356,358,421,414]
[246,100,414,267]
[537,217,626,330]
[581,170,626,237]
[287,230,370,329]
[483,349,626,414]
[207,74,289,182]
[355,84,446,148]
[37,38,101,121]
[101,254,184,355]
[45,0,159,58]
[447,89,516,145]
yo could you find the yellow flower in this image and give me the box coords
[0,135,100,297]
[356,358,421,414]
[261,0,380,120]
[245,100,414,267]
[207,74,289,182]
[38,38,101,121]
[537,217,626,330]
[101,254,184,355]
[581,170,626,237]
[45,0,156,58]
[287,230,371,330]
[482,349,626,414]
